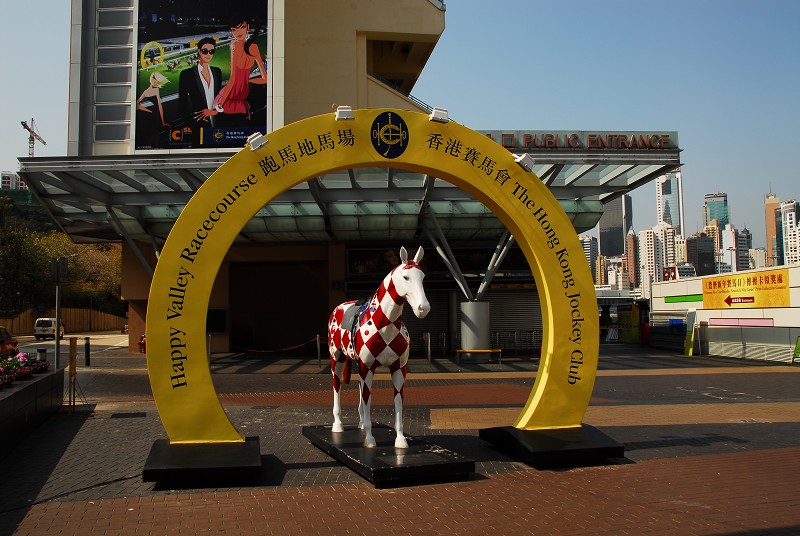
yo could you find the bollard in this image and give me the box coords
[84,337,91,367]
[37,348,47,362]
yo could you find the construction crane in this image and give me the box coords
[20,118,47,157]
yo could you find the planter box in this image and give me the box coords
[0,368,64,458]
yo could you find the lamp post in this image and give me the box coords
[53,257,67,370]
[53,254,77,370]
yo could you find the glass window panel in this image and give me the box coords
[97,29,132,46]
[95,105,131,122]
[98,10,133,27]
[98,0,132,8]
[96,67,132,84]
[95,85,132,103]
[95,123,130,141]
[97,48,132,64]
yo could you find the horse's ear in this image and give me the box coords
[414,246,424,264]
[399,247,408,265]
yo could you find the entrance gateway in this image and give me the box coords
[146,108,600,445]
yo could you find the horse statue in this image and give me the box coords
[328,246,430,448]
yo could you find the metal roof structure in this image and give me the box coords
[18,132,681,248]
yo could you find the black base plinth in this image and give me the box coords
[303,424,474,487]
[142,436,262,484]
[479,425,624,467]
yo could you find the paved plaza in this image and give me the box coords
[1,333,799,535]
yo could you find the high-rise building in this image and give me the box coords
[738,227,752,270]
[703,220,722,251]
[749,248,767,269]
[686,233,716,276]
[637,222,677,299]
[703,192,729,229]
[625,228,638,288]
[597,194,633,257]
[579,234,599,282]
[779,200,800,265]
[720,224,750,272]
[656,171,685,236]
[764,191,780,267]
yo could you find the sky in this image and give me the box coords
[1,1,798,249]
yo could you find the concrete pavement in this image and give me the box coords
[1,335,799,535]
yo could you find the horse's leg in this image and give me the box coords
[357,358,376,447]
[331,350,345,433]
[357,379,365,429]
[389,359,409,448]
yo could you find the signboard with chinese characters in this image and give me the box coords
[702,269,790,309]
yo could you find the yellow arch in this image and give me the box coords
[146,109,599,443]
[139,41,164,70]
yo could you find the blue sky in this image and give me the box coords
[1,1,798,249]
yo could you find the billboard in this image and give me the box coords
[702,269,790,309]
[136,1,268,150]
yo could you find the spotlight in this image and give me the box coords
[247,132,268,152]
[428,107,449,123]
[514,153,535,172]
[335,106,355,120]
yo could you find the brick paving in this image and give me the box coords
[1,334,799,535]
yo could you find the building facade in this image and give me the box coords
[780,200,800,265]
[19,0,682,352]
[765,191,781,267]
[597,194,632,257]
[686,232,716,276]
[656,171,684,237]
[704,192,729,229]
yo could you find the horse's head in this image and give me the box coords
[393,246,431,319]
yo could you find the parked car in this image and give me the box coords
[0,326,19,358]
[34,318,65,340]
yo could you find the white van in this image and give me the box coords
[34,318,65,340]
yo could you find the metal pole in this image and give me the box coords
[426,333,431,365]
[317,334,321,368]
[55,283,61,370]
[69,338,77,412]
[84,337,90,367]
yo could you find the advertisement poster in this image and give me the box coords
[136,1,268,150]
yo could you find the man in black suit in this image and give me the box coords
[178,37,222,137]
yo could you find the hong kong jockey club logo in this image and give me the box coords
[371,111,408,159]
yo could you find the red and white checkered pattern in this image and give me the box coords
[328,248,428,448]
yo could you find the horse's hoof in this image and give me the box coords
[332,423,344,433]
[365,437,376,448]
[395,437,408,449]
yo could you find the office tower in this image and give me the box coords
[637,222,676,299]
[765,191,780,266]
[703,192,729,229]
[625,228,638,288]
[597,194,633,257]
[720,224,750,272]
[656,171,685,236]
[686,233,716,276]
[674,236,687,264]
[738,227,752,270]
[704,220,721,251]
[579,235,599,282]
[595,256,608,285]
[749,248,767,269]
[779,200,800,265]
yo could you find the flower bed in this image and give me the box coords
[0,353,51,389]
